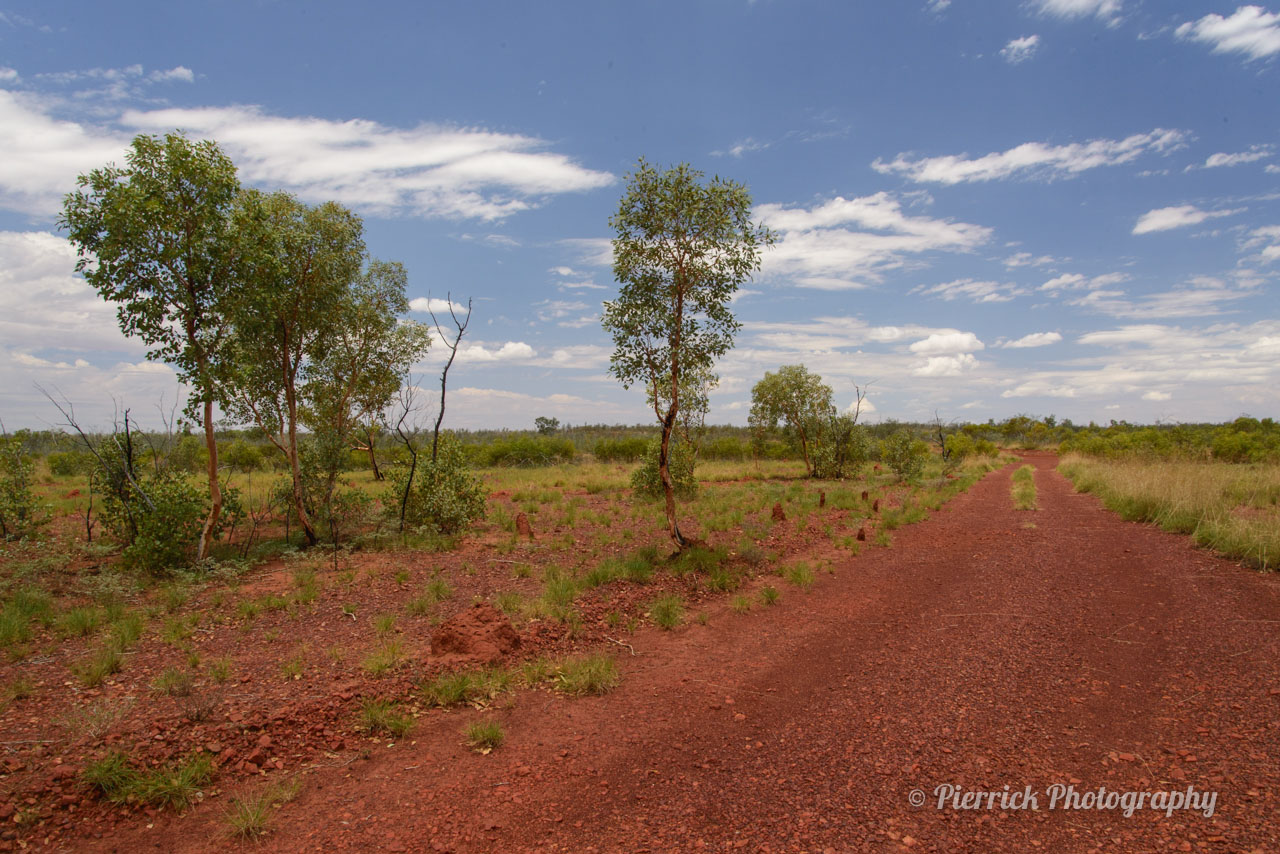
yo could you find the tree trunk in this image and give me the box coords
[658,409,687,551]
[799,431,813,478]
[365,428,383,481]
[196,397,222,561]
[286,389,318,546]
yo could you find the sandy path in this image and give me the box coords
[117,454,1280,853]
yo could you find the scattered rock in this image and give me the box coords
[515,512,535,540]
[430,602,521,665]
[771,503,786,522]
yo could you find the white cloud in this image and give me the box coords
[0,91,130,216]
[123,104,615,221]
[1002,332,1063,348]
[559,237,615,268]
[455,340,536,363]
[1204,144,1273,168]
[0,67,18,83]
[1003,251,1057,268]
[1068,276,1259,318]
[873,128,1186,185]
[1132,204,1243,234]
[913,353,979,377]
[711,137,771,158]
[1033,0,1122,23]
[1039,271,1129,294]
[0,87,614,220]
[1242,225,1280,263]
[1142,390,1172,401]
[148,66,194,84]
[1176,6,1280,61]
[909,331,985,355]
[756,193,991,286]
[408,297,468,316]
[915,278,1024,303]
[927,0,951,12]
[1000,35,1041,64]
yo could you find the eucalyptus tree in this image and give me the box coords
[60,133,242,560]
[602,160,772,550]
[224,191,367,546]
[749,365,836,477]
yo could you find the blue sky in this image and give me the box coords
[1,1,1278,430]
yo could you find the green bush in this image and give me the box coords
[0,437,44,541]
[46,450,95,477]
[811,415,870,479]
[630,437,696,498]
[389,435,486,534]
[880,430,929,482]
[114,473,206,573]
[702,436,749,461]
[479,435,575,467]
[593,437,649,463]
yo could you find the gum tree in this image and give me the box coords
[60,134,241,560]
[602,160,772,550]
[749,364,836,477]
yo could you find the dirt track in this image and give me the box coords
[126,454,1280,852]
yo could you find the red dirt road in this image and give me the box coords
[119,455,1280,852]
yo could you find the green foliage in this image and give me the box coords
[593,437,649,462]
[0,437,45,541]
[46,450,94,477]
[115,473,206,573]
[475,435,575,467]
[534,416,560,435]
[553,654,620,696]
[880,430,930,482]
[359,697,414,737]
[603,159,772,546]
[464,719,506,753]
[944,432,998,461]
[811,415,871,479]
[749,365,836,477]
[630,437,697,498]
[649,594,685,630]
[389,435,486,535]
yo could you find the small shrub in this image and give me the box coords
[630,438,697,499]
[75,646,123,687]
[880,430,929,482]
[554,654,620,696]
[464,719,505,753]
[224,780,299,840]
[420,670,482,707]
[361,640,404,676]
[759,586,780,606]
[359,698,414,737]
[388,435,486,535]
[649,594,684,630]
[152,667,195,697]
[730,595,753,613]
[783,562,814,591]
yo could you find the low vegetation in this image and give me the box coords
[1011,465,1038,511]
[1060,454,1280,570]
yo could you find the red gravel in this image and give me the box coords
[46,455,1280,851]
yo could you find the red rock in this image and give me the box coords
[257,734,272,749]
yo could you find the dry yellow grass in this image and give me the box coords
[1059,453,1280,570]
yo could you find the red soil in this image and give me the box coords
[12,453,1280,852]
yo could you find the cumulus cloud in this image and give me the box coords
[1001,35,1041,64]
[913,353,979,377]
[755,193,991,287]
[909,331,985,355]
[1132,204,1243,234]
[1176,6,1280,61]
[1142,390,1172,401]
[873,128,1186,185]
[1002,332,1063,348]
[455,340,536,363]
[408,297,468,316]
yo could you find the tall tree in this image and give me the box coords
[60,133,241,561]
[603,160,772,550]
[224,191,366,546]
